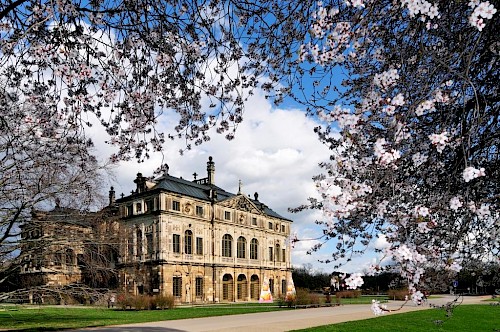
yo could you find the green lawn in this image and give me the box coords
[337,295,388,305]
[292,305,500,332]
[0,303,289,331]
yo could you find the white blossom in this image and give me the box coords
[463,166,486,182]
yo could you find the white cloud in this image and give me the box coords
[90,88,377,272]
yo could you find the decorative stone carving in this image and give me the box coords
[218,196,261,214]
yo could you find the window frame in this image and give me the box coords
[173,276,182,297]
[173,234,180,253]
[237,236,246,259]
[250,238,258,260]
[195,277,203,297]
[196,205,204,217]
[196,237,203,255]
[184,230,193,254]
[222,234,233,257]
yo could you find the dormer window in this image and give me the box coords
[145,199,154,212]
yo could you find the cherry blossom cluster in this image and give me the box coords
[344,272,364,289]
[462,166,486,182]
[468,1,497,31]
[373,69,400,90]
[373,138,401,167]
[428,132,449,153]
[371,299,388,315]
[400,0,440,20]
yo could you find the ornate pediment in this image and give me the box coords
[218,195,262,214]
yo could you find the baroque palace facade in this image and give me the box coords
[116,157,293,303]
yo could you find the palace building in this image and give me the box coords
[116,156,293,303]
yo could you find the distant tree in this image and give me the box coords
[292,266,331,291]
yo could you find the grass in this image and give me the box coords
[336,295,388,305]
[292,305,500,332]
[0,303,289,331]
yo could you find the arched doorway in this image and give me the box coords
[250,275,260,300]
[222,274,234,301]
[237,274,248,300]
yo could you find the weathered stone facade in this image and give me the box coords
[117,157,293,303]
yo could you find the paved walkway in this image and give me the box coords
[71,295,490,332]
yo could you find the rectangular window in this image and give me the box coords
[173,276,182,297]
[224,211,231,220]
[252,217,257,226]
[173,234,180,253]
[172,200,180,211]
[281,225,285,232]
[269,279,274,295]
[196,206,204,217]
[196,237,203,255]
[145,200,154,212]
[128,233,134,258]
[195,277,203,297]
[126,205,133,216]
[268,222,273,230]
[268,247,273,261]
[136,202,142,213]
[146,233,153,256]
[282,249,286,262]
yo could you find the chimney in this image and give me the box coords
[207,156,215,185]
[134,173,147,193]
[109,186,116,206]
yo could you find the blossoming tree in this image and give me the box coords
[291,0,499,303]
[1,0,498,302]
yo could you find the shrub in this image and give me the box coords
[131,295,149,310]
[116,293,133,310]
[309,292,320,305]
[388,289,410,301]
[295,288,312,305]
[335,290,361,299]
[154,294,175,310]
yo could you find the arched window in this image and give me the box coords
[185,230,193,254]
[222,234,233,257]
[237,236,246,258]
[250,238,258,260]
